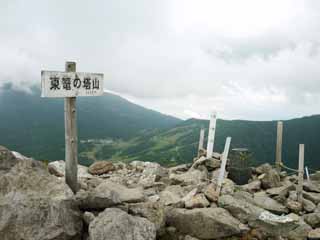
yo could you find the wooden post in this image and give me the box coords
[216,137,231,195]
[305,166,310,182]
[65,62,78,193]
[197,128,205,157]
[206,111,217,158]
[297,144,304,203]
[275,121,283,172]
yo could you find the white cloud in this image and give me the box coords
[1,0,320,120]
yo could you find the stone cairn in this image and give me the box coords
[2,145,320,240]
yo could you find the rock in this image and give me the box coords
[75,188,121,210]
[88,161,115,175]
[218,194,264,223]
[255,163,273,175]
[169,168,208,186]
[241,180,261,193]
[83,211,95,225]
[184,236,199,240]
[0,158,83,240]
[309,228,320,239]
[304,212,320,228]
[261,169,281,189]
[128,202,165,231]
[303,191,320,204]
[286,200,303,213]
[166,208,246,239]
[159,185,185,207]
[169,164,190,174]
[303,198,316,213]
[48,160,94,178]
[249,211,300,237]
[310,172,320,181]
[97,180,145,203]
[266,183,295,197]
[221,178,235,195]
[304,181,320,193]
[286,216,312,240]
[203,183,219,202]
[192,156,221,170]
[89,208,156,240]
[183,190,210,209]
[0,145,18,172]
[253,192,288,214]
[141,162,168,180]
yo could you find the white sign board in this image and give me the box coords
[41,71,104,98]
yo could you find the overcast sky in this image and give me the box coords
[1,0,320,120]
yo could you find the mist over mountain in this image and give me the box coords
[1,83,320,170]
[0,84,181,161]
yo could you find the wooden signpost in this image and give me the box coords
[275,121,283,172]
[197,128,205,157]
[41,62,104,193]
[297,144,305,203]
[216,137,231,196]
[206,111,217,158]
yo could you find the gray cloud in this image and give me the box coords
[1,0,320,120]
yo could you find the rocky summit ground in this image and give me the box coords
[2,145,320,239]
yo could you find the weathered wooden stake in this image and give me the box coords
[197,128,205,157]
[206,111,217,158]
[65,62,78,193]
[216,137,231,195]
[275,121,283,172]
[305,166,310,182]
[297,144,304,203]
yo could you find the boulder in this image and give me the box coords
[183,189,210,209]
[266,183,295,197]
[128,202,165,231]
[203,183,219,202]
[303,191,320,204]
[255,163,273,175]
[166,208,246,239]
[218,194,264,223]
[169,168,208,186]
[286,216,312,240]
[83,211,95,225]
[89,208,156,240]
[261,169,281,189]
[309,228,320,239]
[304,212,320,228]
[253,192,288,214]
[249,211,300,237]
[0,159,83,240]
[159,185,185,207]
[97,180,145,203]
[241,180,261,193]
[48,160,94,178]
[75,188,121,210]
[303,198,316,213]
[88,161,115,175]
[221,178,235,195]
[304,181,320,193]
[0,145,18,172]
[286,200,303,213]
[141,162,168,180]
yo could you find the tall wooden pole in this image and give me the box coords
[198,128,205,157]
[275,121,283,172]
[206,111,217,158]
[65,62,78,193]
[216,137,231,195]
[297,144,304,203]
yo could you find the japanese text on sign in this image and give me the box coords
[41,71,104,98]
